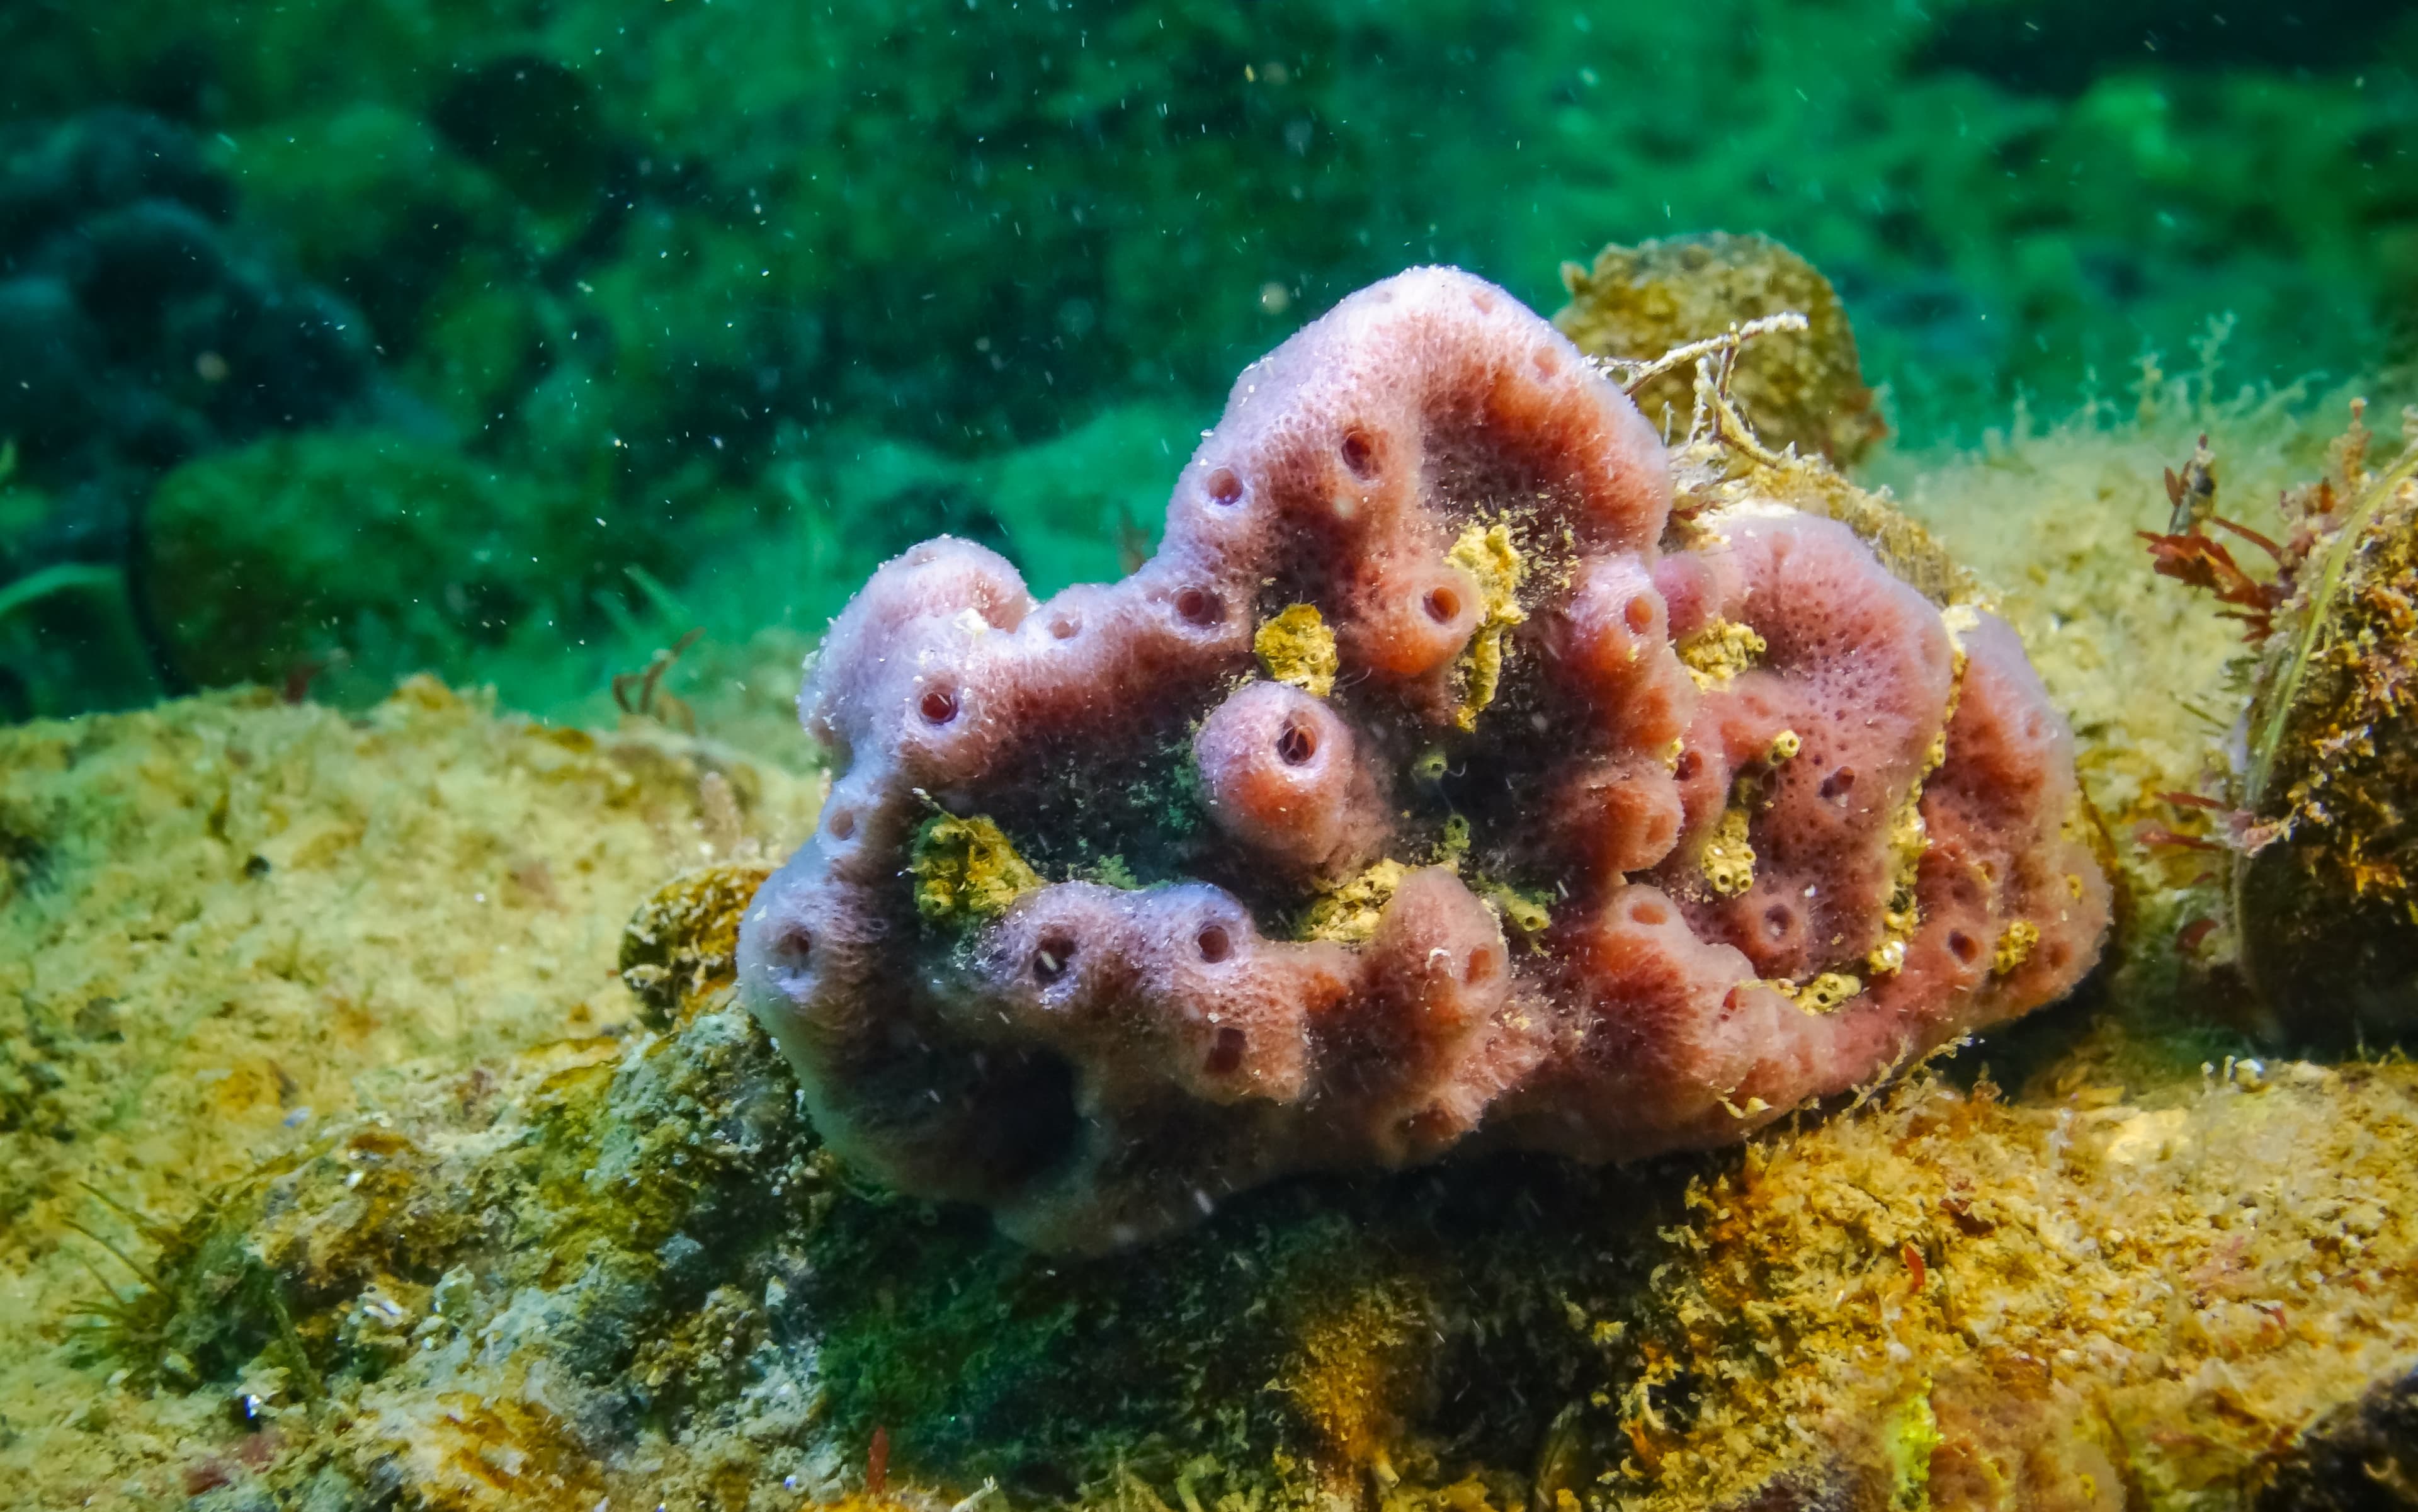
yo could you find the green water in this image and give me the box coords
[0,0,2412,721]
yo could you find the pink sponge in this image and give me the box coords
[738,267,2109,1252]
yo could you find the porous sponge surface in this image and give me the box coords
[739,268,2111,1252]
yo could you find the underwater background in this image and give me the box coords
[2,0,2415,727]
[11,4,2418,1512]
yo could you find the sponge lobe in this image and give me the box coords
[739,267,2108,1253]
[1195,680,1386,880]
[1662,513,1960,981]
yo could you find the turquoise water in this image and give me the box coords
[0,0,2412,722]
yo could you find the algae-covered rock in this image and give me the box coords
[2259,1363,2418,1511]
[1586,1048,2418,1512]
[619,860,778,1028]
[2008,397,2418,1046]
[1556,233,1888,466]
[140,431,604,698]
[0,678,819,1508]
[8,665,2418,1512]
[2230,418,2418,1041]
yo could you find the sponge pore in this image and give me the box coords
[739,267,2109,1252]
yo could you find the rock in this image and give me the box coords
[1555,232,1888,467]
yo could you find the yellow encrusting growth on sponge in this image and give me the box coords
[909,812,1042,923]
[1783,971,1864,1014]
[1255,602,1339,699]
[1435,811,1472,862]
[1446,521,1526,730]
[1480,882,1552,939]
[1992,919,2040,975]
[1866,608,1974,979]
[1677,619,1768,690]
[1868,793,1929,977]
[1701,805,1757,896]
[1303,858,1412,944]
